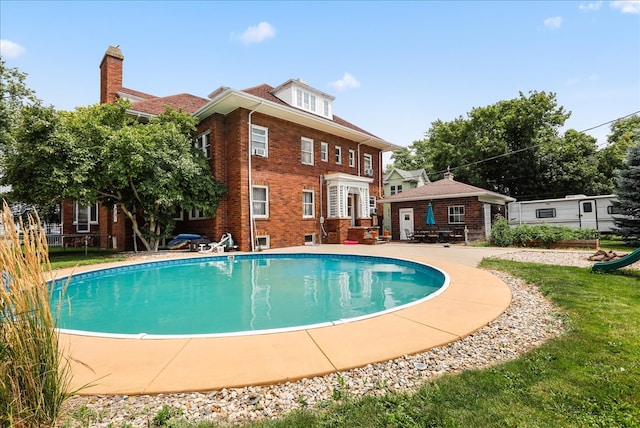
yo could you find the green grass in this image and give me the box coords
[221,260,639,428]
[48,247,125,269]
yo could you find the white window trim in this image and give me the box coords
[189,207,208,220]
[363,153,373,170]
[448,205,465,224]
[256,235,270,250]
[113,204,118,223]
[320,142,328,162]
[73,201,99,233]
[252,185,269,219]
[302,190,315,218]
[195,131,211,160]
[251,125,268,157]
[335,146,342,164]
[301,137,314,165]
[349,149,356,167]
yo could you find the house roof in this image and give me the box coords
[122,81,399,151]
[383,168,429,184]
[381,177,515,204]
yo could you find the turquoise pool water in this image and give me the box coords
[51,253,448,338]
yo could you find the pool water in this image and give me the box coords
[51,254,447,337]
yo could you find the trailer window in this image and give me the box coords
[607,205,623,215]
[582,202,593,213]
[536,208,556,219]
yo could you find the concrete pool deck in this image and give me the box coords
[57,243,515,395]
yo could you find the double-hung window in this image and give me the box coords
[74,201,98,233]
[251,125,268,157]
[252,186,269,218]
[448,205,465,224]
[363,154,372,171]
[390,185,403,195]
[335,146,342,164]
[320,142,328,162]
[349,149,355,167]
[301,137,314,165]
[302,190,314,218]
[195,131,211,159]
[189,208,208,220]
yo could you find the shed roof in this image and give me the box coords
[382,177,515,204]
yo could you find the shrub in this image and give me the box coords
[490,215,513,247]
[0,202,73,427]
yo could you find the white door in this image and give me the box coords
[580,200,597,229]
[399,208,414,240]
[484,203,492,239]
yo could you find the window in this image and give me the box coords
[536,208,556,219]
[320,142,328,162]
[582,202,593,213]
[295,88,317,113]
[301,137,314,165]
[256,235,270,250]
[252,186,269,218]
[113,204,118,223]
[74,201,98,233]
[189,208,208,220]
[448,205,465,224]
[251,125,268,157]
[323,100,330,116]
[369,196,377,216]
[363,154,373,175]
[303,190,314,218]
[195,131,211,159]
[305,234,315,245]
[607,205,623,215]
[335,146,342,164]
[173,207,184,221]
[390,185,403,195]
[349,149,355,167]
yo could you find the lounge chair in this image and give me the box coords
[404,229,420,243]
[199,233,233,253]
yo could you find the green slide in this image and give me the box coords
[592,247,640,273]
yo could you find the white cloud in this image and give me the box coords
[579,1,603,11]
[611,0,640,14]
[235,22,276,44]
[330,73,361,92]
[0,39,26,58]
[543,16,563,29]
[566,74,599,86]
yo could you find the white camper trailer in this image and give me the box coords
[508,194,619,233]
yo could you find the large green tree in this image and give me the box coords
[2,100,225,251]
[614,137,640,246]
[0,59,38,150]
[595,114,640,193]
[391,91,609,200]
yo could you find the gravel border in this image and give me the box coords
[60,250,580,427]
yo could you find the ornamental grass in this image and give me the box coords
[0,201,73,427]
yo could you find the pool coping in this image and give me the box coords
[58,246,512,395]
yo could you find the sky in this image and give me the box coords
[2,0,639,166]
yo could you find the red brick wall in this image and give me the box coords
[390,197,505,241]
[99,49,123,104]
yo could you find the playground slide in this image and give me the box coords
[591,247,640,273]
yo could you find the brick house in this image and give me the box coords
[61,46,400,251]
[382,172,514,242]
[381,168,430,234]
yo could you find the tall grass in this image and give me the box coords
[0,202,73,427]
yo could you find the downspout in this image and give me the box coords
[248,101,264,252]
[319,175,327,244]
[357,138,372,220]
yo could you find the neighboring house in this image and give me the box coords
[381,168,429,233]
[61,46,400,252]
[382,172,515,241]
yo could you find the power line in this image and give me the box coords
[432,110,640,176]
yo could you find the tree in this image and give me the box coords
[390,91,615,200]
[595,114,640,193]
[3,100,226,251]
[614,139,640,245]
[0,59,38,151]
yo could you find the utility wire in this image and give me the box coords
[432,110,640,176]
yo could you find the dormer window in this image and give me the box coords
[272,79,335,119]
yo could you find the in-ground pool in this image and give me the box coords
[51,253,448,338]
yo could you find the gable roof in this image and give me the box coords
[384,168,429,184]
[382,177,515,204]
[193,84,400,151]
[129,93,210,116]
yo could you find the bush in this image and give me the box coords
[490,215,513,247]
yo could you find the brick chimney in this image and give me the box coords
[99,45,124,104]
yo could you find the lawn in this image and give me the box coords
[48,247,125,269]
[230,260,640,428]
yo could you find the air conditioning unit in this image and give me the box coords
[253,148,266,157]
[364,168,374,176]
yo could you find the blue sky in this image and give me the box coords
[2,1,639,163]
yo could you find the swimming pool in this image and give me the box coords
[51,253,448,338]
